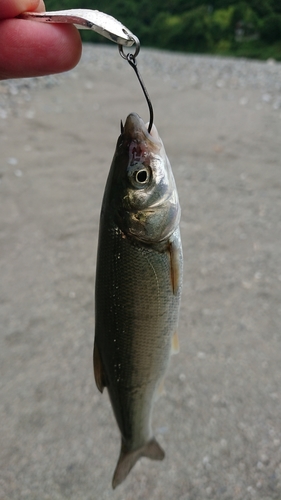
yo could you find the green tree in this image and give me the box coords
[153,6,213,52]
[211,7,234,42]
[260,13,281,41]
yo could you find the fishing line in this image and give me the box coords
[119,39,154,133]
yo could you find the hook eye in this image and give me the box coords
[118,34,140,60]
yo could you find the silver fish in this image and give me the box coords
[94,113,183,488]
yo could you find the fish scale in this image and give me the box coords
[97,223,175,388]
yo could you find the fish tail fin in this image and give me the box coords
[112,438,165,489]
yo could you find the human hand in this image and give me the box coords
[0,0,82,80]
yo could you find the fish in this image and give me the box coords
[94,112,183,489]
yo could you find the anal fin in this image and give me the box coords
[155,377,166,400]
[93,341,107,393]
[171,331,180,354]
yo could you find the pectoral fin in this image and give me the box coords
[168,236,182,295]
[93,341,107,393]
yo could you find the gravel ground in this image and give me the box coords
[0,44,281,499]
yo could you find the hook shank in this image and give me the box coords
[118,42,154,134]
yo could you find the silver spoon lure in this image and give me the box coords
[18,9,139,47]
[19,9,153,130]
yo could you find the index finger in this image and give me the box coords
[0,0,44,20]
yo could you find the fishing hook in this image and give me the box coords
[119,38,154,134]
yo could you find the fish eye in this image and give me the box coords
[133,167,151,187]
[128,164,152,188]
[135,169,148,183]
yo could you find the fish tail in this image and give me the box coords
[112,438,165,489]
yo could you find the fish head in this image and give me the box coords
[111,113,180,244]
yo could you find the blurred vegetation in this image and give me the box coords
[45,0,281,60]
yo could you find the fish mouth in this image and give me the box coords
[122,113,161,152]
